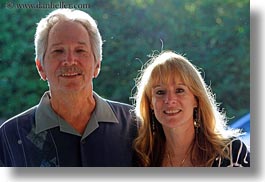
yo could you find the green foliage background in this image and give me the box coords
[0,0,249,124]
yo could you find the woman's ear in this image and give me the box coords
[36,59,47,81]
[194,96,199,108]
[150,103,154,110]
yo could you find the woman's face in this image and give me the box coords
[150,79,197,129]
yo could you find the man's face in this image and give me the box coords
[36,21,100,94]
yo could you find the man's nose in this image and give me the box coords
[63,51,77,65]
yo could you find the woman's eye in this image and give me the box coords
[176,88,184,93]
[77,49,85,53]
[156,90,165,95]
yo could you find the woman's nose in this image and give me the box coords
[164,93,177,104]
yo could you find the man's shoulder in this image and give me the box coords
[106,99,133,111]
[105,100,136,123]
[0,106,37,129]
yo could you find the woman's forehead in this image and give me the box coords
[151,71,184,85]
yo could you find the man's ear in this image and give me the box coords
[36,59,47,81]
[93,61,101,78]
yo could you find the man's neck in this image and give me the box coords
[49,89,96,134]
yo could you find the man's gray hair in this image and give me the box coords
[34,9,102,66]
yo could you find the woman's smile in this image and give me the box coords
[163,109,181,115]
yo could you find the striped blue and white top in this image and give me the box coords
[212,139,250,167]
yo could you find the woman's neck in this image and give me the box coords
[163,125,195,166]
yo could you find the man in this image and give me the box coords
[0,9,137,167]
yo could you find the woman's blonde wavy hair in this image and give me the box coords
[132,50,241,166]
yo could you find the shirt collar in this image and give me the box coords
[35,91,119,139]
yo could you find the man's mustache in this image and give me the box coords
[57,66,83,76]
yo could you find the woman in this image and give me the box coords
[133,51,250,167]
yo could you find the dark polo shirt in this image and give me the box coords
[0,91,137,167]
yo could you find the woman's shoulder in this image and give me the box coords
[228,138,249,150]
[212,138,250,167]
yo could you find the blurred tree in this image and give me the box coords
[0,0,249,124]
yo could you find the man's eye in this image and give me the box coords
[53,49,64,53]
